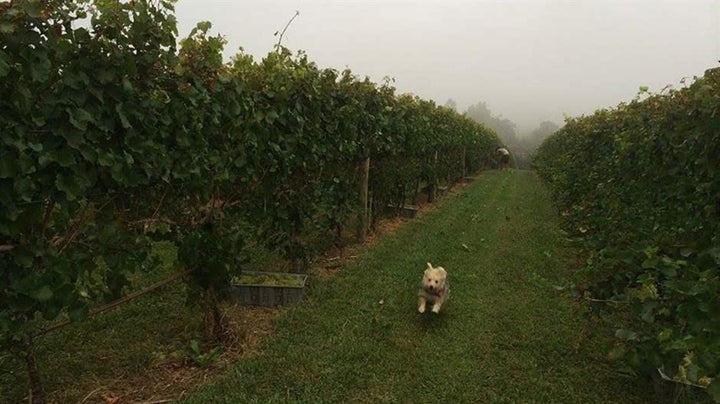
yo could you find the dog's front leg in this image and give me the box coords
[418,296,427,313]
[431,298,444,313]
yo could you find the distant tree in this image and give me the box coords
[526,120,560,150]
[463,102,560,170]
[492,118,519,145]
[444,98,457,111]
[464,101,523,168]
[532,120,560,139]
[464,101,493,127]
[464,101,519,147]
[522,120,561,169]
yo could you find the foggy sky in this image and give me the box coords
[173,0,719,134]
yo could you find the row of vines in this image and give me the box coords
[534,67,720,400]
[0,0,499,400]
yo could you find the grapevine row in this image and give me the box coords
[535,67,720,399]
[0,1,499,399]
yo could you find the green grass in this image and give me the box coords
[4,170,700,403]
[180,170,656,403]
[0,242,204,402]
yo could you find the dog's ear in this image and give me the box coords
[437,267,447,277]
[426,262,433,270]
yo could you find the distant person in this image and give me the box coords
[495,147,510,170]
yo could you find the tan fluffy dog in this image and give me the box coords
[418,262,449,314]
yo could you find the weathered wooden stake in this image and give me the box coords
[428,151,438,203]
[357,157,370,241]
[24,335,44,404]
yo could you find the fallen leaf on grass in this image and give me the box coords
[102,394,120,404]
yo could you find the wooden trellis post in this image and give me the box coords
[428,150,438,203]
[357,157,370,241]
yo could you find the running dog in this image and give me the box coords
[418,262,449,314]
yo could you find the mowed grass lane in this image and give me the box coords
[183,170,653,403]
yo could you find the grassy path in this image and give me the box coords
[183,170,653,403]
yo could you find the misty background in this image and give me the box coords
[173,0,719,165]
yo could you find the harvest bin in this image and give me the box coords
[385,203,418,218]
[229,271,308,307]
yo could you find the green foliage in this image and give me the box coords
[188,339,221,368]
[0,0,500,396]
[535,67,720,400]
[0,0,175,348]
[177,224,244,300]
[182,171,654,403]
